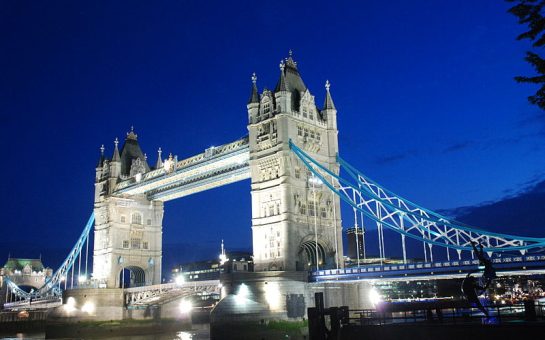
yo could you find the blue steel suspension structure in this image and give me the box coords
[4,213,95,301]
[289,140,545,264]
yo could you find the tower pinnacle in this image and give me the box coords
[97,144,105,167]
[112,138,120,161]
[323,80,336,110]
[248,72,259,104]
[155,147,163,169]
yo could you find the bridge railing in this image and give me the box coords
[311,255,545,278]
[123,280,221,306]
[347,301,545,325]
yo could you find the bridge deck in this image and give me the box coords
[311,255,545,282]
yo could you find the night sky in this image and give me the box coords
[1,1,544,270]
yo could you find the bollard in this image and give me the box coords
[524,299,537,321]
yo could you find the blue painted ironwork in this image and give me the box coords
[289,140,545,255]
[5,213,95,300]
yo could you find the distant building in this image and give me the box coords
[346,227,365,260]
[0,257,53,305]
[171,251,253,282]
[0,257,53,289]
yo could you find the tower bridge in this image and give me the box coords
[3,53,545,324]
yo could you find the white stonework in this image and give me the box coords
[247,56,343,272]
[93,133,163,288]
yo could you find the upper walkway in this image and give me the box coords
[114,137,250,201]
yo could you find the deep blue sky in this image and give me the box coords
[1,1,544,268]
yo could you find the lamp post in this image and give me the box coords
[309,175,322,271]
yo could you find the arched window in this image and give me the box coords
[131,212,142,225]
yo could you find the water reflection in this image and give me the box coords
[0,325,210,340]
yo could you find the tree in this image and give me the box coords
[507,0,545,109]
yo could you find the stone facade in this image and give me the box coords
[247,55,343,272]
[93,131,163,288]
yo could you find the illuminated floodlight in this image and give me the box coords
[78,275,87,283]
[175,275,185,286]
[369,287,382,307]
[235,283,250,305]
[81,301,95,314]
[135,173,142,182]
[179,299,193,314]
[264,282,281,310]
[308,175,323,186]
[63,296,77,313]
[60,276,66,282]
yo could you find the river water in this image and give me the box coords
[0,324,210,340]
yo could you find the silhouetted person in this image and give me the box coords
[471,241,496,289]
[462,273,489,318]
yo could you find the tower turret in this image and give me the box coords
[274,61,291,114]
[247,73,259,124]
[322,80,337,130]
[95,144,105,182]
[106,137,121,194]
[155,147,163,169]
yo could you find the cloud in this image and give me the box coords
[441,176,545,237]
[375,153,410,165]
[442,140,476,153]
[375,133,541,166]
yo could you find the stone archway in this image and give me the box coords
[118,266,146,288]
[297,240,326,271]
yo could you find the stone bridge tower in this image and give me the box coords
[93,129,163,288]
[247,54,343,272]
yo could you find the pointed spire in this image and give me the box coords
[112,137,121,162]
[277,60,288,92]
[97,144,105,167]
[126,126,138,140]
[323,80,336,110]
[248,73,259,104]
[285,49,298,69]
[155,147,163,169]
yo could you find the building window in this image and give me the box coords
[269,205,275,216]
[316,133,321,142]
[131,213,142,225]
[147,219,151,225]
[120,216,126,223]
[308,202,316,217]
[123,240,129,249]
[243,264,247,271]
[131,238,141,249]
[298,126,303,136]
[295,168,301,178]
[304,128,309,138]
[302,106,308,118]
[143,241,149,249]
[321,207,327,218]
[300,203,306,215]
[309,109,314,120]
[310,130,315,139]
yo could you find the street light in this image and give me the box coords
[309,174,322,271]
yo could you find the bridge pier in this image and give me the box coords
[210,271,374,339]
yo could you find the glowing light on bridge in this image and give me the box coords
[81,301,95,314]
[235,283,250,305]
[264,281,281,310]
[179,299,193,314]
[63,297,77,313]
[175,275,185,286]
[369,287,382,307]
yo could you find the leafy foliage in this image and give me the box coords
[508,0,545,109]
